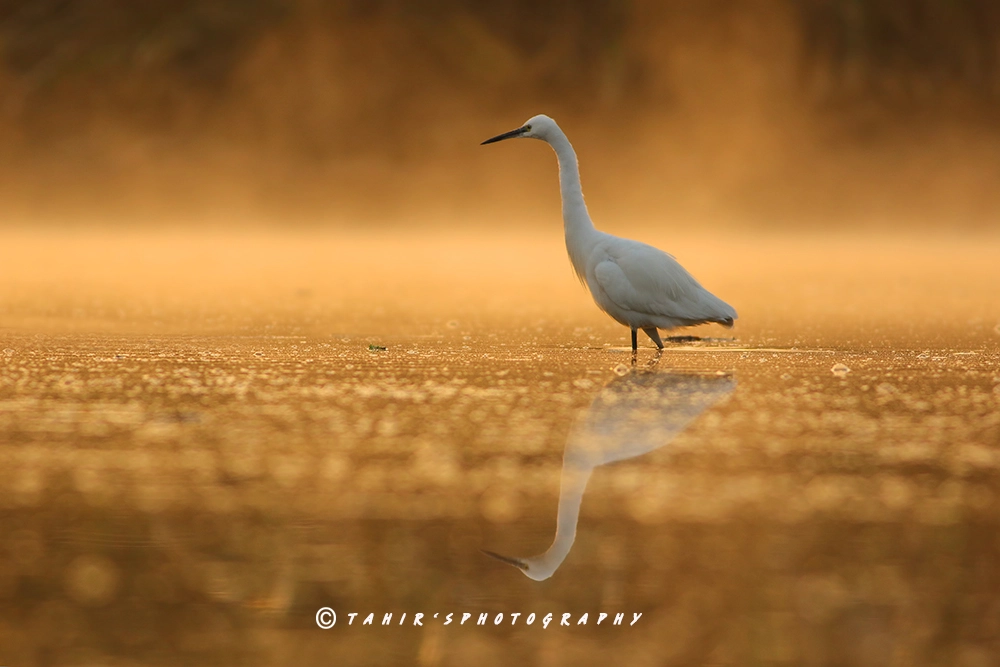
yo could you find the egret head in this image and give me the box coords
[481,114,559,145]
[480,549,558,581]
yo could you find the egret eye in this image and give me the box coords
[524,125,532,132]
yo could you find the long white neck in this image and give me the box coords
[546,128,598,282]
[523,465,593,581]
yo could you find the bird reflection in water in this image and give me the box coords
[483,369,736,580]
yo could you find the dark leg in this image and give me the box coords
[630,327,638,365]
[643,327,664,349]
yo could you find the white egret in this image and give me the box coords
[482,370,736,581]
[482,115,737,353]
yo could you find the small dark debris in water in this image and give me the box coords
[369,344,387,351]
[664,336,738,344]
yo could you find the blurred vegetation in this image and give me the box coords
[796,0,1000,105]
[0,0,284,136]
[0,1,633,136]
[3,0,1000,222]
[4,0,1000,124]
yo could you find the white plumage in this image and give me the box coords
[482,114,737,352]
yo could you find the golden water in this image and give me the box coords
[1,228,998,665]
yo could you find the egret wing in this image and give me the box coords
[593,259,641,309]
[596,242,732,322]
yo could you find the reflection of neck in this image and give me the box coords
[528,465,593,581]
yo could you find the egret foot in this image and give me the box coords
[643,327,664,349]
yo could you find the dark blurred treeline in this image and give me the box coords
[797,0,1000,103]
[5,1,1000,123]
[2,0,1000,223]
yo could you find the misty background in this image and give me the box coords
[2,0,1000,229]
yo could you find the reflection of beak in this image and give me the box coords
[481,126,528,145]
[481,549,528,571]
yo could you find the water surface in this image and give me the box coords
[1,229,998,665]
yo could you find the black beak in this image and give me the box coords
[481,549,529,571]
[481,126,527,145]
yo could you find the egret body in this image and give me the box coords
[482,115,737,352]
